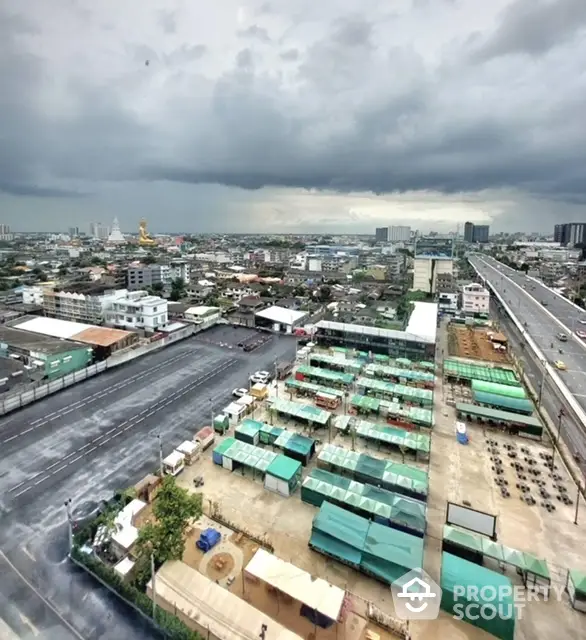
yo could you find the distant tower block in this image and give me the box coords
[138,219,156,246]
[107,217,126,244]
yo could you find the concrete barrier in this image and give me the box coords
[0,322,220,417]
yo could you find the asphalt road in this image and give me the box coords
[0,330,296,640]
[469,255,586,418]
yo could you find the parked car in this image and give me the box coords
[557,333,568,342]
[232,388,248,398]
[541,300,548,306]
[554,360,567,370]
[576,330,586,340]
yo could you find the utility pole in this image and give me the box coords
[209,397,214,427]
[151,551,157,620]
[64,499,73,553]
[575,484,581,526]
[274,359,279,398]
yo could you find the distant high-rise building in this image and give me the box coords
[0,224,13,241]
[375,227,389,242]
[555,223,586,247]
[68,227,79,238]
[464,222,489,244]
[472,225,489,244]
[388,226,411,242]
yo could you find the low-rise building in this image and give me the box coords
[104,291,168,332]
[462,282,490,314]
[438,292,459,313]
[184,306,221,325]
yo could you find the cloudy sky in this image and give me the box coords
[1,0,585,234]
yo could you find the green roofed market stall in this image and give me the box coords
[264,455,302,497]
[444,360,519,386]
[356,377,433,407]
[310,500,369,568]
[309,353,363,374]
[235,420,262,445]
[361,522,424,585]
[309,501,424,584]
[284,378,345,399]
[471,380,527,399]
[380,400,433,429]
[301,468,427,536]
[442,525,551,592]
[456,403,543,438]
[212,439,302,497]
[269,398,331,427]
[472,391,534,416]
[441,552,516,640]
[296,365,355,387]
[567,570,586,612]
[274,430,316,465]
[353,419,431,456]
[318,443,429,501]
[363,364,435,388]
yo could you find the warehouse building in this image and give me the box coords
[8,316,137,359]
[254,305,308,333]
[0,325,93,379]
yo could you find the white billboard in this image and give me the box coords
[446,502,496,538]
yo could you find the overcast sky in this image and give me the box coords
[1,0,585,234]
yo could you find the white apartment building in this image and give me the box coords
[388,226,411,243]
[161,261,191,285]
[412,258,454,294]
[104,291,168,332]
[461,283,490,314]
[21,285,46,305]
[438,292,459,312]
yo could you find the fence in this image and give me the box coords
[0,321,218,418]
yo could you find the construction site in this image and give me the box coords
[448,325,511,365]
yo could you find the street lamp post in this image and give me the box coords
[64,498,73,553]
[550,408,565,471]
[575,484,582,526]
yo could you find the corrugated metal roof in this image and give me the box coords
[14,316,94,339]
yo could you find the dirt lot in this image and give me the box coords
[448,325,511,364]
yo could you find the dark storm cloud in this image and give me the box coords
[471,0,586,60]
[1,0,586,220]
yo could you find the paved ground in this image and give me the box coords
[423,319,586,640]
[469,256,586,417]
[0,331,296,640]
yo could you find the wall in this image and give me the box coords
[44,347,93,380]
[0,322,209,416]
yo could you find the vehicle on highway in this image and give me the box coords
[541,300,548,306]
[554,360,567,370]
[232,388,248,398]
[579,319,586,325]
[576,330,586,340]
[557,332,568,342]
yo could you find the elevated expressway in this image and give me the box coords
[469,255,586,466]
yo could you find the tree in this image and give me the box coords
[134,476,202,568]
[316,285,332,302]
[142,254,157,265]
[150,281,164,294]
[170,278,186,301]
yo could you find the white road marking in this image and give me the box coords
[14,487,31,497]
[21,547,36,563]
[6,356,240,495]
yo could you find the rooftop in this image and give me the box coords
[405,301,438,343]
[0,325,90,355]
[73,326,135,347]
[11,316,94,340]
[255,305,307,325]
[316,319,436,345]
